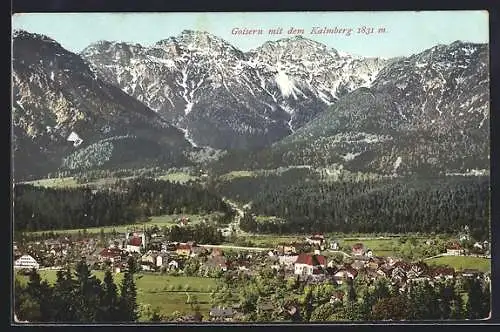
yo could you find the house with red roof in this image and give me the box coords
[294,253,327,276]
[125,231,146,253]
[98,248,127,263]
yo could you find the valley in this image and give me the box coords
[12,26,490,323]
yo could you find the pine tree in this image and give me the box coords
[465,278,483,319]
[127,256,137,275]
[449,283,465,320]
[437,281,454,319]
[74,259,102,322]
[359,291,375,320]
[119,270,138,321]
[479,280,491,319]
[347,278,357,302]
[97,270,120,321]
[52,268,78,321]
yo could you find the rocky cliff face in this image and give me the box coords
[81,31,387,149]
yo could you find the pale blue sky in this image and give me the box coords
[12,11,488,58]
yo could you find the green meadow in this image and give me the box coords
[16,270,219,320]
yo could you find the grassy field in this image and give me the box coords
[23,172,198,188]
[234,234,422,255]
[235,234,303,247]
[426,256,491,272]
[218,170,257,181]
[16,270,219,320]
[27,213,216,235]
[22,176,136,189]
[157,172,199,184]
[340,238,400,256]
[24,177,80,188]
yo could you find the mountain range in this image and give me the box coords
[11,29,490,179]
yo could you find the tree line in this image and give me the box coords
[234,176,489,239]
[14,258,138,322]
[14,178,234,232]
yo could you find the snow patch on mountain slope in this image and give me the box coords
[179,127,198,147]
[393,156,402,173]
[275,69,299,99]
[342,152,362,161]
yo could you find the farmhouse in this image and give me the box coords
[446,242,464,256]
[14,255,40,269]
[294,253,327,276]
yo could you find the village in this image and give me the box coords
[14,218,491,322]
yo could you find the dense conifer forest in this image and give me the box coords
[14,178,233,232]
[216,174,490,239]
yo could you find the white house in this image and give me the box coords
[168,260,179,270]
[156,255,164,268]
[294,253,326,276]
[14,255,40,269]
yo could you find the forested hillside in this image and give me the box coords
[14,178,233,232]
[219,175,490,239]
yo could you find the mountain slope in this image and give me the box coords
[81,31,387,149]
[211,41,490,176]
[12,30,193,180]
